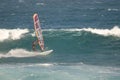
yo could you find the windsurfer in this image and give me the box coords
[32,40,38,51]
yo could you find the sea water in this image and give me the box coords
[0,0,120,80]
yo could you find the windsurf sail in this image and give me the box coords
[33,13,44,51]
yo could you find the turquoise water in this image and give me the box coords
[0,0,120,80]
[0,28,120,80]
[0,63,120,80]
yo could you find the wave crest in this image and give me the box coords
[44,26,120,37]
[0,28,29,42]
[82,26,120,37]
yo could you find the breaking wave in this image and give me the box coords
[44,26,120,37]
[0,49,33,58]
[0,48,53,58]
[82,26,120,37]
[0,28,29,42]
[0,26,120,42]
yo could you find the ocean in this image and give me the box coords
[0,0,120,80]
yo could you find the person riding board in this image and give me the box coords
[32,40,38,51]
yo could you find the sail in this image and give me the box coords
[33,13,44,51]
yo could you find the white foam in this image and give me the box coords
[108,8,119,11]
[0,49,30,58]
[36,3,45,6]
[31,32,35,37]
[0,28,29,42]
[82,26,120,37]
[34,63,54,67]
[0,48,53,58]
[45,26,120,37]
